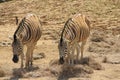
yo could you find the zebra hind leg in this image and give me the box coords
[30,43,36,67]
[80,41,86,61]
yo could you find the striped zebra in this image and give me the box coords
[58,13,90,65]
[12,13,42,69]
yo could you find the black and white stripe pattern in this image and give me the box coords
[12,13,42,69]
[58,14,90,64]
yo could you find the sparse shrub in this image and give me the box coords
[81,57,103,70]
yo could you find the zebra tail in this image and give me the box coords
[15,16,19,25]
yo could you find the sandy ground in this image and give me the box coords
[0,0,120,80]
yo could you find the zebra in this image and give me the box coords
[58,13,90,65]
[12,13,42,69]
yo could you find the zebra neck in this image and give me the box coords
[61,18,72,40]
[13,34,17,42]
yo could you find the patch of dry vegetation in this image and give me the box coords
[49,56,102,79]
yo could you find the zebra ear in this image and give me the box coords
[9,36,13,40]
[15,16,19,25]
[13,34,17,43]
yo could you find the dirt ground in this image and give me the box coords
[0,0,120,80]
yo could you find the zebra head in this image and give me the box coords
[58,38,68,64]
[12,35,23,63]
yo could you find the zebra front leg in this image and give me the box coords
[20,53,24,68]
[67,44,71,65]
[67,44,75,65]
[25,46,31,69]
[76,43,80,64]
[67,52,71,65]
[71,45,75,65]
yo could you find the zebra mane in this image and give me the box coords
[60,18,71,46]
[13,24,20,43]
[60,37,63,46]
[13,17,25,43]
[13,34,17,43]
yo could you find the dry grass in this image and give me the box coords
[81,57,103,70]
[49,56,102,79]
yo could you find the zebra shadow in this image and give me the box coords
[49,57,102,80]
[10,66,39,80]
